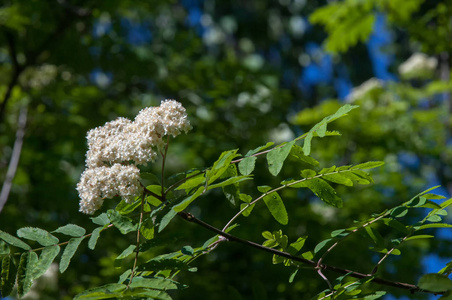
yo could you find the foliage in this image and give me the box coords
[1,0,452,299]
[1,105,452,299]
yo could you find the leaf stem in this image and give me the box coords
[128,192,145,287]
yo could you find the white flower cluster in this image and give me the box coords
[398,53,437,79]
[77,164,142,214]
[77,100,192,214]
[346,78,383,103]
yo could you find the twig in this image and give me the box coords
[128,193,146,286]
[178,211,446,295]
[0,105,28,213]
[316,214,387,269]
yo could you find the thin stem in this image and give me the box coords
[161,137,170,196]
[178,211,446,295]
[316,213,387,268]
[222,169,352,232]
[230,133,309,165]
[128,192,146,286]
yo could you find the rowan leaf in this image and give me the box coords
[17,227,59,247]
[267,140,295,176]
[60,237,85,273]
[53,224,86,237]
[0,230,30,250]
[263,192,288,225]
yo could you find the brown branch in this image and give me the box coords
[178,211,446,295]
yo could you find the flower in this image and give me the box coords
[398,53,437,79]
[77,164,143,214]
[78,99,191,214]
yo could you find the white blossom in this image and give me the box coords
[398,53,437,79]
[78,99,191,214]
[346,78,383,103]
[77,164,143,214]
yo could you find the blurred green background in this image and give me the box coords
[1,0,452,299]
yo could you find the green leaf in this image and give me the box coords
[257,185,272,193]
[88,227,103,250]
[381,218,409,234]
[221,164,241,206]
[118,269,132,284]
[351,161,384,170]
[140,217,154,240]
[1,255,16,297]
[423,193,447,200]
[314,238,333,254]
[238,156,257,176]
[303,178,342,208]
[74,283,127,300]
[289,269,298,283]
[321,173,353,186]
[16,251,37,297]
[301,169,316,178]
[60,237,85,273]
[17,227,59,246]
[405,235,434,242]
[206,149,240,184]
[262,231,273,240]
[0,230,31,250]
[107,210,138,234]
[340,172,371,185]
[418,273,452,292]
[0,241,9,255]
[263,192,288,225]
[362,291,386,299]
[426,215,442,222]
[415,223,452,230]
[127,276,183,290]
[175,173,205,192]
[267,140,295,176]
[32,245,60,279]
[302,104,358,155]
[208,175,252,190]
[287,236,307,255]
[116,245,136,260]
[115,198,142,215]
[240,203,255,217]
[158,208,178,233]
[173,186,204,212]
[364,227,384,245]
[53,224,86,237]
[369,247,401,255]
[140,172,161,185]
[138,256,189,272]
[181,246,194,256]
[390,206,408,218]
[289,145,319,166]
[91,213,110,226]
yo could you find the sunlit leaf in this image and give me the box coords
[0,230,30,250]
[88,227,103,250]
[267,140,295,176]
[418,273,452,292]
[53,224,86,237]
[60,237,85,273]
[17,227,59,247]
[32,245,60,279]
[263,192,288,225]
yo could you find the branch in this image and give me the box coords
[178,211,445,295]
[0,105,28,213]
